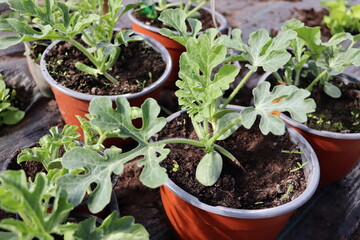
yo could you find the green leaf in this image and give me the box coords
[17,125,80,171]
[158,9,202,46]
[0,170,73,239]
[218,28,243,51]
[74,212,149,240]
[59,97,169,206]
[159,9,187,36]
[286,24,326,57]
[75,62,101,77]
[239,29,294,72]
[176,35,239,121]
[214,112,242,140]
[324,82,341,98]
[0,109,24,124]
[241,82,316,135]
[196,151,222,186]
[57,147,125,213]
[0,36,22,49]
[97,40,115,55]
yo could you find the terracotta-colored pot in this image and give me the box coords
[160,106,320,240]
[128,6,227,88]
[259,72,360,185]
[40,34,171,145]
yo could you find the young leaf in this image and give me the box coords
[158,8,202,46]
[195,151,222,186]
[73,212,149,240]
[0,170,73,240]
[17,125,80,171]
[240,82,316,135]
[324,82,341,98]
[176,35,239,121]
[213,112,242,141]
[57,147,126,213]
[230,29,296,72]
[57,97,170,213]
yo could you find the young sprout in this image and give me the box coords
[280,184,293,201]
[172,162,180,172]
[281,150,303,154]
[290,161,309,173]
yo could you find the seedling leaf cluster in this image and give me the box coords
[0,0,142,83]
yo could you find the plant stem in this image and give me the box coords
[306,69,328,91]
[209,115,242,144]
[273,72,283,83]
[155,138,205,147]
[186,1,208,18]
[104,72,119,84]
[214,144,246,172]
[294,68,301,86]
[221,69,254,109]
[66,38,99,68]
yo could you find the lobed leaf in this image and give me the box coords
[241,82,316,135]
[0,170,73,239]
[74,212,149,240]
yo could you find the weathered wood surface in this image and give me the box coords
[1,0,360,239]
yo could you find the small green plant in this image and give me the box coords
[281,150,302,154]
[321,0,360,35]
[280,184,293,201]
[137,0,210,20]
[290,161,309,173]
[272,19,360,98]
[172,161,180,172]
[0,170,149,240]
[0,73,25,126]
[0,0,141,83]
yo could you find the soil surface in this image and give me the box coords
[268,73,360,133]
[28,40,52,64]
[133,8,219,31]
[157,114,307,209]
[306,77,360,133]
[293,8,332,39]
[44,39,166,95]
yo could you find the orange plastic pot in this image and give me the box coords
[259,72,360,185]
[160,107,320,240]
[40,34,171,145]
[128,6,227,88]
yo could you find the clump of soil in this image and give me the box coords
[293,8,332,39]
[267,73,360,133]
[132,8,219,30]
[158,114,308,209]
[44,39,166,95]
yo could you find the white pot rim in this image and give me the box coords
[258,71,360,140]
[128,5,228,35]
[163,105,320,219]
[40,33,172,101]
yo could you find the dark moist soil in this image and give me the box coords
[293,8,332,39]
[6,143,46,181]
[133,8,218,31]
[44,40,166,95]
[158,114,307,209]
[267,73,360,133]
